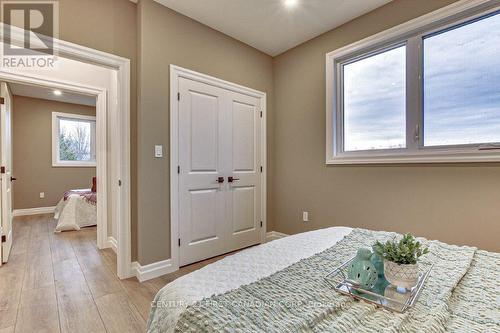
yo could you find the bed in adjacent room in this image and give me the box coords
[147,227,499,333]
[54,177,97,232]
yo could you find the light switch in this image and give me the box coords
[40,192,45,199]
[303,211,309,222]
[154,145,163,158]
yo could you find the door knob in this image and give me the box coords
[10,177,16,182]
[216,177,224,184]
[228,177,240,183]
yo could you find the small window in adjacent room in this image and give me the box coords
[52,112,96,167]
[326,7,500,164]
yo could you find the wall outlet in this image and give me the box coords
[40,192,45,199]
[302,211,309,222]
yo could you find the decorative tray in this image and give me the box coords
[324,257,433,313]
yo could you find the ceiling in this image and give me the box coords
[154,0,392,56]
[9,82,96,107]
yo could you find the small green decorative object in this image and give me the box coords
[347,248,378,289]
[371,276,390,295]
[370,245,384,277]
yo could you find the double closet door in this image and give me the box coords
[178,77,262,266]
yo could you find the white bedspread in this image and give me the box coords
[151,226,353,332]
[54,193,97,232]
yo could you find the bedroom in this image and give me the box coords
[10,83,98,231]
[0,0,499,332]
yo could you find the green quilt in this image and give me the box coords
[153,229,500,332]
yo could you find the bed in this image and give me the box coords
[54,178,97,232]
[147,227,500,333]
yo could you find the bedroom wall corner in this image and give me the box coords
[271,0,500,253]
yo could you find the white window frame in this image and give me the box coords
[326,0,500,164]
[52,112,96,167]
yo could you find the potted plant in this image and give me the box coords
[373,234,429,289]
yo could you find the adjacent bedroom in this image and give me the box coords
[11,83,98,233]
[0,0,499,332]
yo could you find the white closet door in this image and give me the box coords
[178,78,228,266]
[225,91,261,252]
[178,76,262,266]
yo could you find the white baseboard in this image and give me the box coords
[130,232,289,282]
[131,259,176,282]
[266,231,289,242]
[13,206,56,217]
[106,236,118,254]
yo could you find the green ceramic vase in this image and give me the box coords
[347,248,378,289]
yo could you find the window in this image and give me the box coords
[343,45,406,151]
[423,13,500,147]
[52,112,96,167]
[327,5,500,163]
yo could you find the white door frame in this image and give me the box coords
[170,65,267,270]
[0,24,132,279]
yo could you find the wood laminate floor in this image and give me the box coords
[0,214,232,333]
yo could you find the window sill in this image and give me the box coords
[327,153,500,165]
[53,162,96,168]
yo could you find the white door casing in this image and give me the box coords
[0,52,130,279]
[1,21,132,278]
[0,82,13,264]
[172,65,267,268]
[0,63,130,278]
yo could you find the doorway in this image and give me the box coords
[0,78,106,263]
[0,35,131,278]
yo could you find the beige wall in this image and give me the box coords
[5,0,499,263]
[272,0,500,253]
[12,96,96,209]
[137,0,274,264]
[2,0,273,264]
